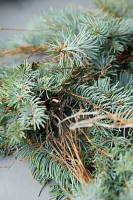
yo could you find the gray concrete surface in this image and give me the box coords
[0,0,94,39]
[0,0,93,199]
[0,155,52,200]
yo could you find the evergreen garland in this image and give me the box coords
[0,0,133,199]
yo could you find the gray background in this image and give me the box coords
[0,0,94,39]
[0,0,93,200]
[0,155,52,200]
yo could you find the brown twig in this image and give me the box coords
[0,28,44,31]
[20,133,52,161]
[80,129,113,158]
[69,112,133,130]
[0,44,48,57]
[0,156,17,169]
